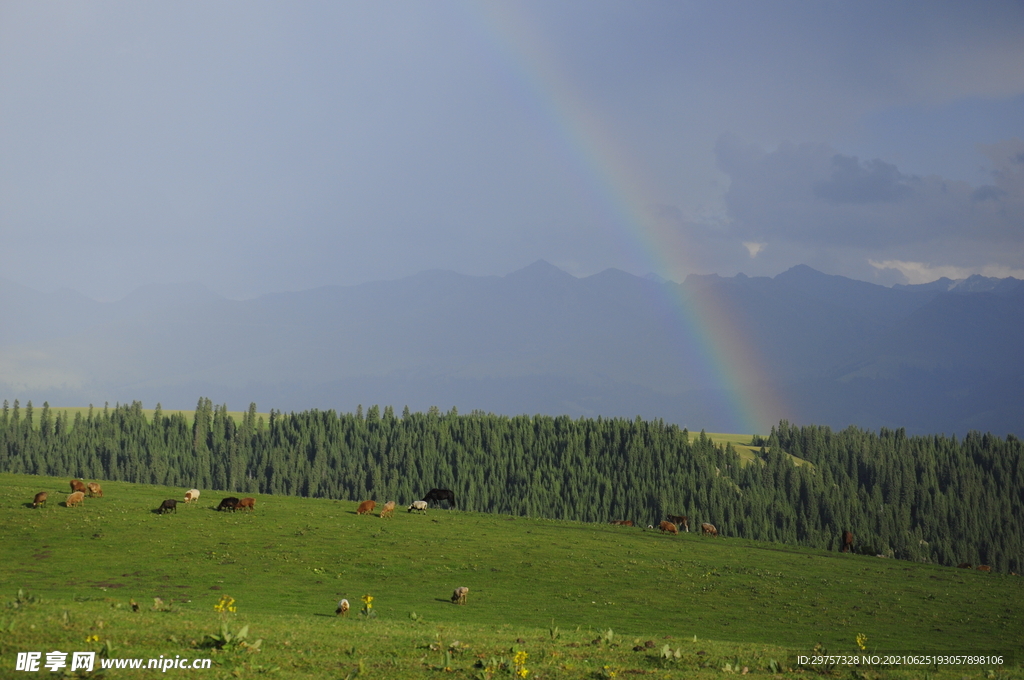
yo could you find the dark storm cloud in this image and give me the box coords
[971,185,1006,202]
[813,156,913,204]
[716,136,1024,255]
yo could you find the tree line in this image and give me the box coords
[1,398,1020,572]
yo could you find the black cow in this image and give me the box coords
[217,497,240,512]
[157,499,178,514]
[423,488,455,508]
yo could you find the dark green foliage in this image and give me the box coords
[1,400,1021,573]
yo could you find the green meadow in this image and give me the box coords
[1,472,1021,679]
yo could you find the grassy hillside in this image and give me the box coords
[1,472,1020,678]
[704,432,811,468]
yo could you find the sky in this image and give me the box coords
[2,1,1024,301]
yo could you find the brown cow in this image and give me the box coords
[451,586,469,605]
[658,520,679,535]
[70,479,87,494]
[236,497,256,513]
[977,565,992,572]
[379,501,396,518]
[610,520,634,526]
[66,491,85,507]
[87,482,103,498]
[841,530,853,553]
[701,522,718,536]
[356,500,376,515]
[666,515,689,532]
[32,491,48,508]
[957,563,973,569]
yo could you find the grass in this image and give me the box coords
[1,472,1021,678]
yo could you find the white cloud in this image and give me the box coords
[868,259,1024,284]
[743,242,766,258]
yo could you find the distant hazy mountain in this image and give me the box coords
[1,264,1021,436]
[894,274,1024,294]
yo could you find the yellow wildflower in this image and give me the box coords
[213,595,237,613]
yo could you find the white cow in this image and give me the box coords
[408,500,428,513]
[184,488,201,504]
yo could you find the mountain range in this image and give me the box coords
[2,262,1022,436]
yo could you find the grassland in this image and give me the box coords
[1,472,1021,679]
[703,433,810,468]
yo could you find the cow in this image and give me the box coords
[70,479,87,494]
[336,598,350,616]
[184,489,201,504]
[977,565,992,572]
[66,491,85,508]
[666,515,689,532]
[841,530,854,553]
[356,500,376,515]
[423,488,455,508]
[701,522,718,536]
[451,586,469,605]
[957,563,973,569]
[380,501,396,518]
[236,497,256,513]
[217,497,240,512]
[87,482,103,498]
[658,520,679,535]
[32,491,48,508]
[610,520,634,526]
[408,500,428,513]
[157,499,178,514]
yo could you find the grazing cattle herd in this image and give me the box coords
[26,481,1007,580]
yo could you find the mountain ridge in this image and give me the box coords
[1,264,1021,436]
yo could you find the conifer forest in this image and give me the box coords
[2,398,1020,573]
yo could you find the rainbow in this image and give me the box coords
[467,4,791,434]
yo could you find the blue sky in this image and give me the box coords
[2,1,1023,299]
